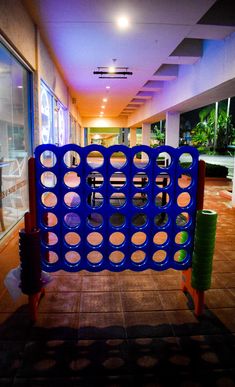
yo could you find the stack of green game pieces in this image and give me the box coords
[191,210,217,291]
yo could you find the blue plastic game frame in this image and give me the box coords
[34,144,199,272]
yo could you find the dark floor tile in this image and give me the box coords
[121,291,162,312]
[38,292,80,313]
[78,313,125,339]
[0,313,32,340]
[80,292,122,313]
[0,379,13,386]
[166,309,230,336]
[29,313,78,340]
[158,290,190,310]
[0,341,24,377]
[119,275,157,291]
[82,275,120,292]
[205,289,235,309]
[124,311,173,338]
[154,274,181,290]
[178,334,235,371]
[210,308,235,332]
[46,276,82,292]
[127,336,182,374]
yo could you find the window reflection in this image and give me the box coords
[0,41,30,239]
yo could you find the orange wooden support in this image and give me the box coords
[28,288,45,322]
[181,160,206,316]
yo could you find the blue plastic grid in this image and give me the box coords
[34,144,199,272]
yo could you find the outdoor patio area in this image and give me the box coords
[0,178,235,386]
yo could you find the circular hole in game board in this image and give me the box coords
[178,174,192,189]
[86,172,104,188]
[64,192,80,208]
[41,192,57,208]
[64,171,80,188]
[177,192,191,207]
[131,250,146,264]
[155,192,170,208]
[87,213,103,228]
[132,192,148,208]
[110,172,126,188]
[87,251,103,264]
[43,232,58,246]
[153,232,168,245]
[110,152,127,168]
[132,213,147,228]
[87,192,104,208]
[109,232,125,246]
[154,213,169,228]
[133,172,149,188]
[63,150,80,167]
[175,231,189,245]
[87,232,103,246]
[133,152,149,168]
[110,193,126,208]
[109,251,125,264]
[174,249,187,262]
[64,212,81,228]
[109,213,126,228]
[131,232,147,246]
[64,232,81,246]
[41,171,57,188]
[87,151,104,168]
[179,153,193,168]
[176,212,190,226]
[156,152,171,168]
[152,250,167,263]
[155,173,170,188]
[40,150,57,168]
[46,251,59,264]
[65,251,81,264]
[43,212,58,227]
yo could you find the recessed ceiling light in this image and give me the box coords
[117,16,129,29]
[102,98,108,102]
[17,85,23,89]
[108,66,115,74]
[101,105,105,109]
[106,86,110,89]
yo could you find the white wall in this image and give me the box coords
[0,0,36,69]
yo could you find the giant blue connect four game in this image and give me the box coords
[34,144,199,272]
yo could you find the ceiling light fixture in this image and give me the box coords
[102,98,108,102]
[117,16,129,29]
[93,66,132,79]
[106,86,110,89]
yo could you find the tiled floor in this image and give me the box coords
[0,179,235,386]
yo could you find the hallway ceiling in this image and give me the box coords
[23,0,235,120]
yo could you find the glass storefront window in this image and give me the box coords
[40,82,67,146]
[0,41,31,239]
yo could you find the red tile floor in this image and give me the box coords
[0,178,235,386]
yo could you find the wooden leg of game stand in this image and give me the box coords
[181,160,206,316]
[181,268,205,316]
[24,158,44,322]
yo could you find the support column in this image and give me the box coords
[165,112,180,147]
[130,128,137,147]
[80,127,87,147]
[142,123,151,162]
[232,157,235,207]
[142,123,151,146]
[123,128,129,146]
